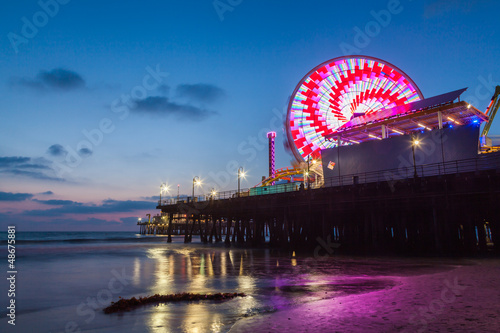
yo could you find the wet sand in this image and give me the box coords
[1,234,499,332]
[229,258,500,332]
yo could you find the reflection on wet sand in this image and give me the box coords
[144,247,265,332]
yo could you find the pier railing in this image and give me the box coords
[324,152,500,187]
[158,182,306,205]
[158,152,500,206]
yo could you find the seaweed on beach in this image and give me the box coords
[103,292,246,314]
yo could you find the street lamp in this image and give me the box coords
[210,188,217,200]
[177,184,180,202]
[192,177,201,202]
[159,183,169,205]
[237,167,245,197]
[411,134,420,178]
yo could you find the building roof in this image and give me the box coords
[325,88,489,144]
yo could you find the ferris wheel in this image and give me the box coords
[285,55,424,162]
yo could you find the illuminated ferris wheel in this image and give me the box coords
[285,55,424,162]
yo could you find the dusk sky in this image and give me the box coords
[1,0,499,231]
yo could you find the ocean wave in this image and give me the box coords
[0,232,172,245]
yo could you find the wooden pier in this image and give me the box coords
[145,155,500,255]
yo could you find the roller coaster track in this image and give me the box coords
[254,164,324,188]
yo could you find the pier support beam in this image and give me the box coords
[225,218,232,245]
[167,213,173,242]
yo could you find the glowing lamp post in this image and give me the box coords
[192,177,201,202]
[411,135,420,178]
[159,183,169,205]
[237,167,245,197]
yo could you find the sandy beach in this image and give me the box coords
[230,258,500,332]
[2,233,499,333]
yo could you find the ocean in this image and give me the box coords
[0,231,468,332]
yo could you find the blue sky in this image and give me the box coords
[1,0,499,231]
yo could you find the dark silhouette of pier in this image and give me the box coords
[143,153,500,255]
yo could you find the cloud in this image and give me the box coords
[24,199,155,216]
[62,217,124,227]
[0,213,133,231]
[0,191,34,201]
[0,156,30,167]
[141,194,188,201]
[141,195,161,200]
[78,148,93,157]
[47,144,67,157]
[176,83,225,103]
[157,84,170,95]
[0,155,65,182]
[129,82,224,120]
[38,69,85,90]
[15,163,51,170]
[131,96,215,120]
[33,199,80,206]
[11,68,86,91]
[101,199,155,211]
[424,0,488,18]
[5,169,66,182]
[40,191,54,195]
[0,198,151,231]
